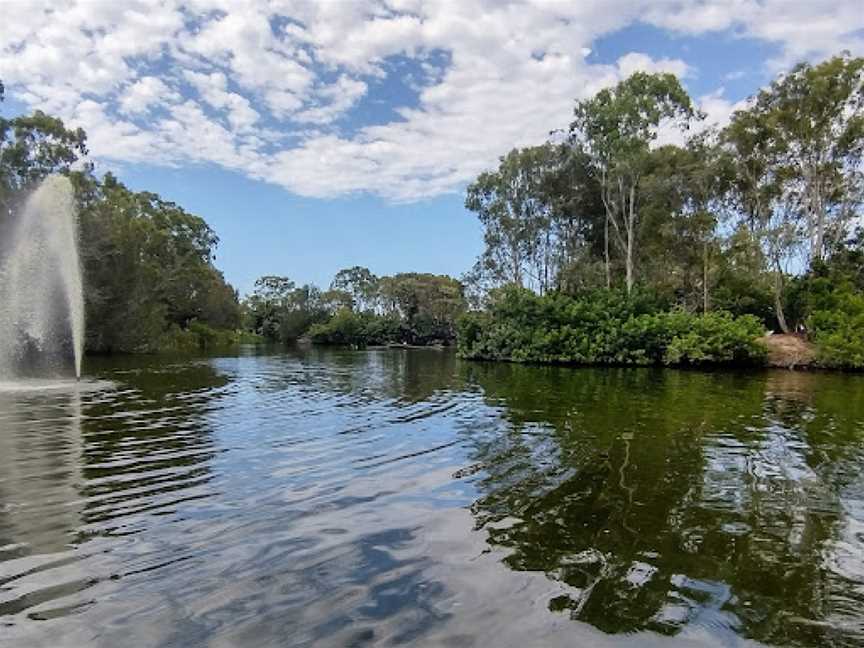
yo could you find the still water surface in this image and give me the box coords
[2,347,864,647]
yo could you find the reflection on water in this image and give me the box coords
[1,348,863,647]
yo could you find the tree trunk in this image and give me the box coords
[625,234,633,295]
[815,196,825,263]
[512,250,521,288]
[773,265,790,334]
[543,229,550,295]
[806,169,826,263]
[604,213,611,290]
[625,184,636,295]
[702,242,709,315]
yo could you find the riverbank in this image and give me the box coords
[761,334,817,369]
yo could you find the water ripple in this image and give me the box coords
[1,352,864,647]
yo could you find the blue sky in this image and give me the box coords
[2,1,862,295]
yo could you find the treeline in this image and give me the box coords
[243,267,466,347]
[462,54,864,368]
[1,104,244,353]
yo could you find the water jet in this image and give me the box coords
[0,176,84,380]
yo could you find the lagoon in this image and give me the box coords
[2,348,863,647]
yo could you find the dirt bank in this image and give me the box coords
[761,334,817,369]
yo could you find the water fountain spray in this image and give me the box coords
[0,176,85,379]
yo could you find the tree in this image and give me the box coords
[76,172,240,351]
[330,266,379,312]
[465,145,561,293]
[245,276,296,339]
[722,91,798,333]
[570,72,698,293]
[0,110,88,214]
[543,143,606,294]
[752,54,864,263]
[379,273,466,344]
[642,133,732,313]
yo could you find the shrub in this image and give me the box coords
[308,309,370,346]
[808,285,864,369]
[308,310,406,347]
[662,312,766,365]
[156,322,242,352]
[457,286,767,366]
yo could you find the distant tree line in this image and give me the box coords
[461,54,864,368]
[243,267,466,347]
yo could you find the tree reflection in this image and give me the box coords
[77,360,228,527]
[462,364,864,646]
[257,346,464,405]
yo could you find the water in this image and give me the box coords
[0,175,85,379]
[2,348,864,647]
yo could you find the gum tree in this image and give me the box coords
[570,72,698,293]
[754,54,864,263]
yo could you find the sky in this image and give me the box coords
[2,0,863,295]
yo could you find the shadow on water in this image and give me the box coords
[2,348,864,647]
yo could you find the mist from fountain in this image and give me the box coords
[0,176,84,380]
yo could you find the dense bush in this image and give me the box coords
[457,286,766,366]
[805,283,864,369]
[157,322,263,353]
[784,246,864,369]
[308,310,403,347]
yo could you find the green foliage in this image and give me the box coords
[0,110,88,212]
[465,144,567,292]
[457,286,766,366]
[795,276,864,369]
[308,310,402,347]
[662,312,766,365]
[569,71,700,293]
[157,322,260,353]
[242,277,330,342]
[379,273,466,344]
[808,293,864,369]
[246,270,466,347]
[464,58,864,344]
[781,236,864,368]
[572,71,697,161]
[330,266,380,312]
[76,173,242,352]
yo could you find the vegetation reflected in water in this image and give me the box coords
[1,349,863,647]
[464,364,864,646]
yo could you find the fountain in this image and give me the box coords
[0,175,84,380]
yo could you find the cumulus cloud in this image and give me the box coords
[644,0,864,69]
[119,77,179,115]
[294,75,369,125]
[616,52,692,79]
[0,0,862,202]
[183,70,260,131]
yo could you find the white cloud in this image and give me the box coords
[294,75,369,125]
[616,52,692,79]
[183,70,260,131]
[653,87,750,148]
[644,0,864,69]
[119,77,179,115]
[0,0,862,202]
